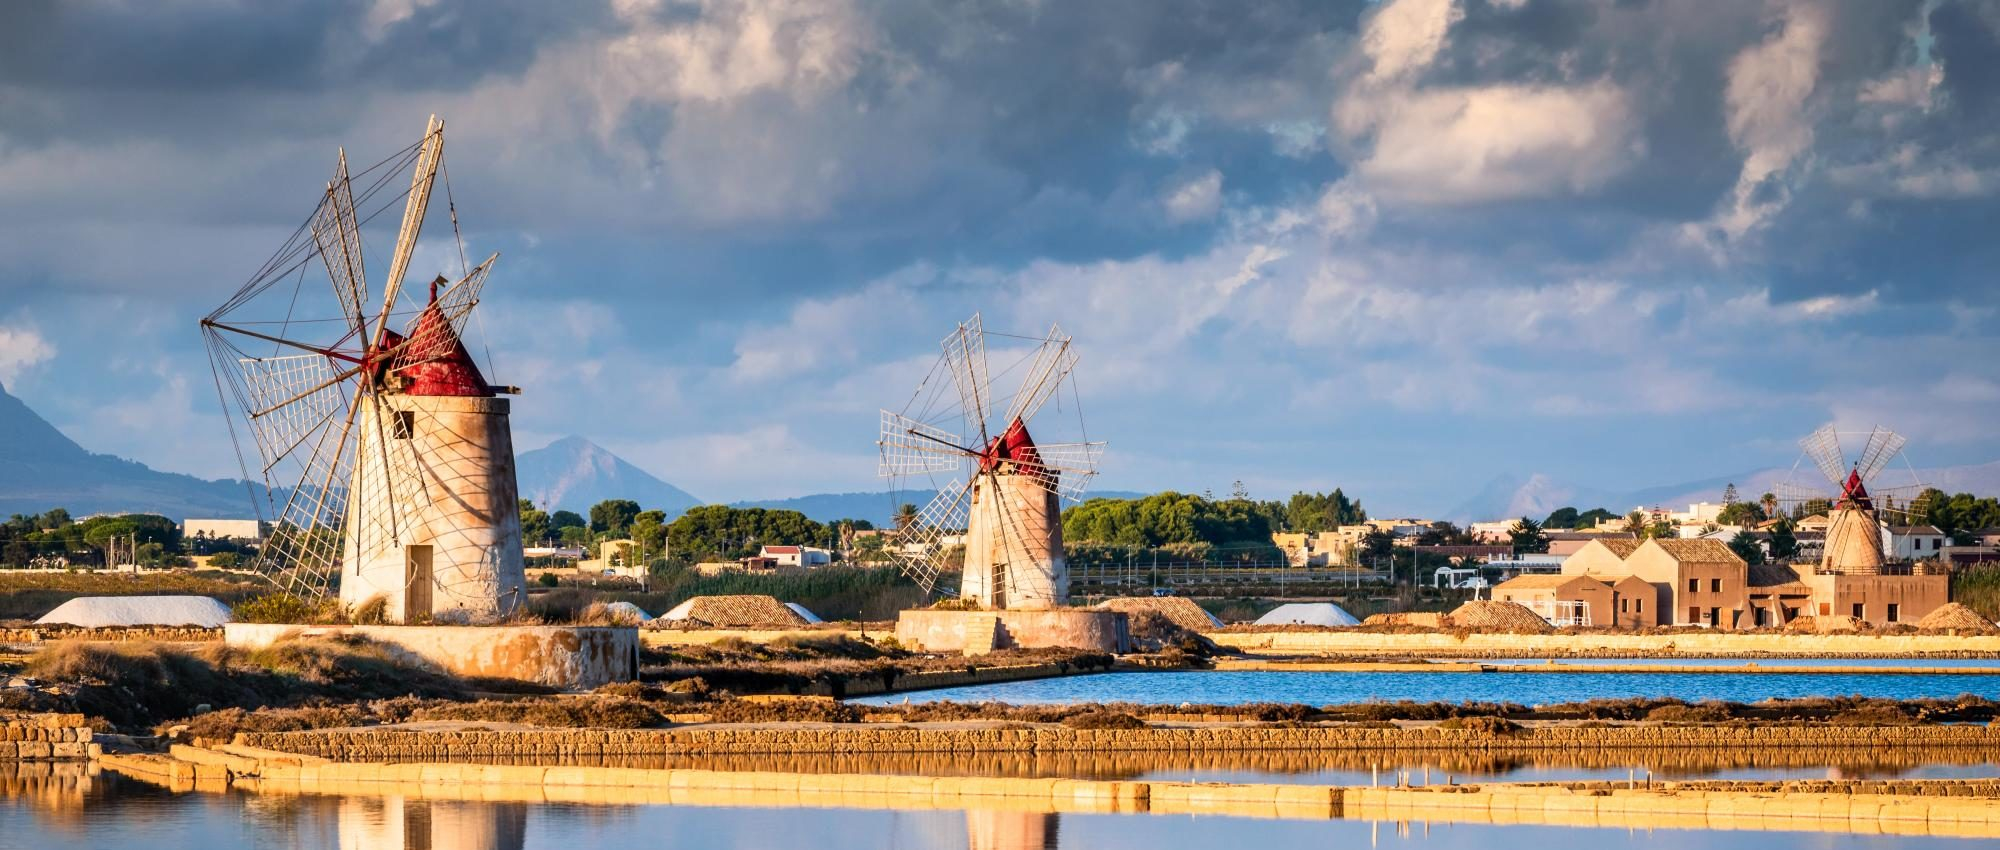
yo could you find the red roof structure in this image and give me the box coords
[385,280,491,397]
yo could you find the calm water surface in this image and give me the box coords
[1479,658,2000,669]
[0,773,1988,850]
[851,670,2000,706]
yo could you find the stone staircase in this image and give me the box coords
[963,614,1005,656]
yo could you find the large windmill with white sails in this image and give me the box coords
[202,116,527,623]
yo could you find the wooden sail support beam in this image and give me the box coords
[374,114,444,346]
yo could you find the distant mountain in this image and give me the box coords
[0,382,255,521]
[514,436,702,517]
[1447,461,2000,524]
[733,489,1152,527]
[1446,473,1621,525]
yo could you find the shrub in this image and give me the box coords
[1646,702,1732,723]
[27,641,243,727]
[1830,704,1918,726]
[1061,710,1147,730]
[351,595,388,625]
[232,635,467,701]
[706,698,863,724]
[1438,716,1520,735]
[174,705,371,740]
[233,593,316,624]
[410,697,666,729]
[576,601,646,626]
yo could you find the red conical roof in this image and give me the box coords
[1839,468,1873,511]
[387,283,490,397]
[978,417,1045,473]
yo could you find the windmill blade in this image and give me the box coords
[230,354,355,473]
[345,389,413,570]
[1798,424,1848,487]
[1772,480,1838,515]
[1854,427,1907,483]
[941,314,992,446]
[255,383,366,599]
[312,148,369,335]
[878,410,970,477]
[1002,442,1105,503]
[372,114,445,344]
[430,252,497,339]
[387,253,497,373]
[1001,325,1077,428]
[1866,484,1933,523]
[887,477,973,594]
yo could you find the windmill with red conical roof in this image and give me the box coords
[201,116,527,622]
[878,314,1105,608]
[1776,424,1934,573]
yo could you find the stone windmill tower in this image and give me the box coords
[878,314,1105,609]
[202,116,526,622]
[1779,424,1932,573]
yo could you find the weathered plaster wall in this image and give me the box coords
[896,609,1128,653]
[343,394,526,623]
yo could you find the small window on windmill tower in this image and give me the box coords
[393,411,415,440]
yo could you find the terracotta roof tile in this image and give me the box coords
[1649,537,1745,564]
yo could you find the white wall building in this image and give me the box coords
[182,518,269,543]
[1884,525,1947,561]
[759,545,833,569]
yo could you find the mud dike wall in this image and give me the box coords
[240,723,2000,761]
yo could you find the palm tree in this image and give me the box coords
[1760,492,1778,521]
[893,503,919,532]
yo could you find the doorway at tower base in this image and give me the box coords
[893,608,1130,654]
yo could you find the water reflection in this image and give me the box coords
[4,773,1996,849]
[336,798,525,850]
[967,810,1058,850]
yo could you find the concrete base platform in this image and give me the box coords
[894,608,1129,654]
[223,623,639,689]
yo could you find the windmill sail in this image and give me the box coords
[1855,427,1907,482]
[1799,423,1847,486]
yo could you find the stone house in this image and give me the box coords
[1493,572,1658,628]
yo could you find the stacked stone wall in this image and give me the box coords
[0,714,95,760]
[0,627,220,643]
[240,723,2000,762]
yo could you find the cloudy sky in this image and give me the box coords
[2,0,1997,515]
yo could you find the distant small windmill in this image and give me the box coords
[1775,424,1933,573]
[201,116,527,622]
[877,314,1105,608]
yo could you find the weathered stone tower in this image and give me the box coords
[341,286,525,622]
[1820,468,1886,574]
[958,420,1068,609]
